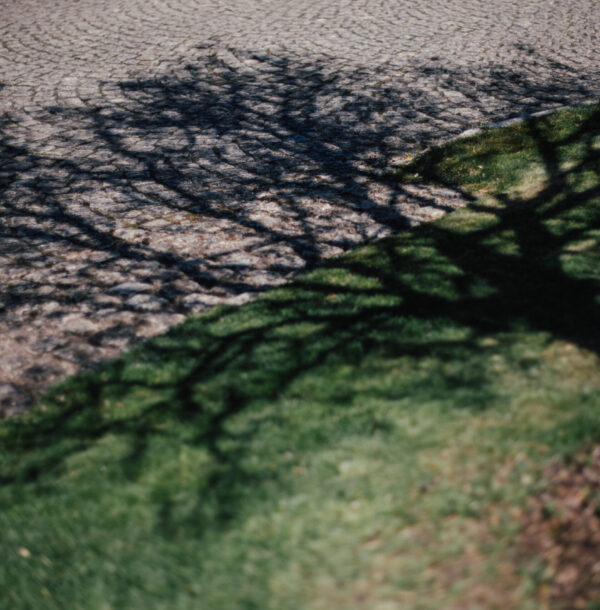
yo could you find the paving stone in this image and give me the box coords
[109,281,154,295]
[125,294,166,312]
[0,0,599,413]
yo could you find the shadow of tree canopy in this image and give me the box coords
[1,90,598,545]
[1,47,599,412]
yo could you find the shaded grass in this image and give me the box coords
[1,104,599,609]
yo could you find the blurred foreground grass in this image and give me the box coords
[1,104,599,609]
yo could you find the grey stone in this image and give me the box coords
[109,282,154,295]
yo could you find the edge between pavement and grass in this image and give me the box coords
[1,103,599,609]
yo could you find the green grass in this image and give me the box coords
[1,103,599,609]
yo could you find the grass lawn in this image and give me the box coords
[1,103,599,609]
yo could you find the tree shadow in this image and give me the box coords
[1,45,600,540]
[1,89,598,541]
[1,47,598,412]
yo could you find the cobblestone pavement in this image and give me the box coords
[1,0,599,413]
